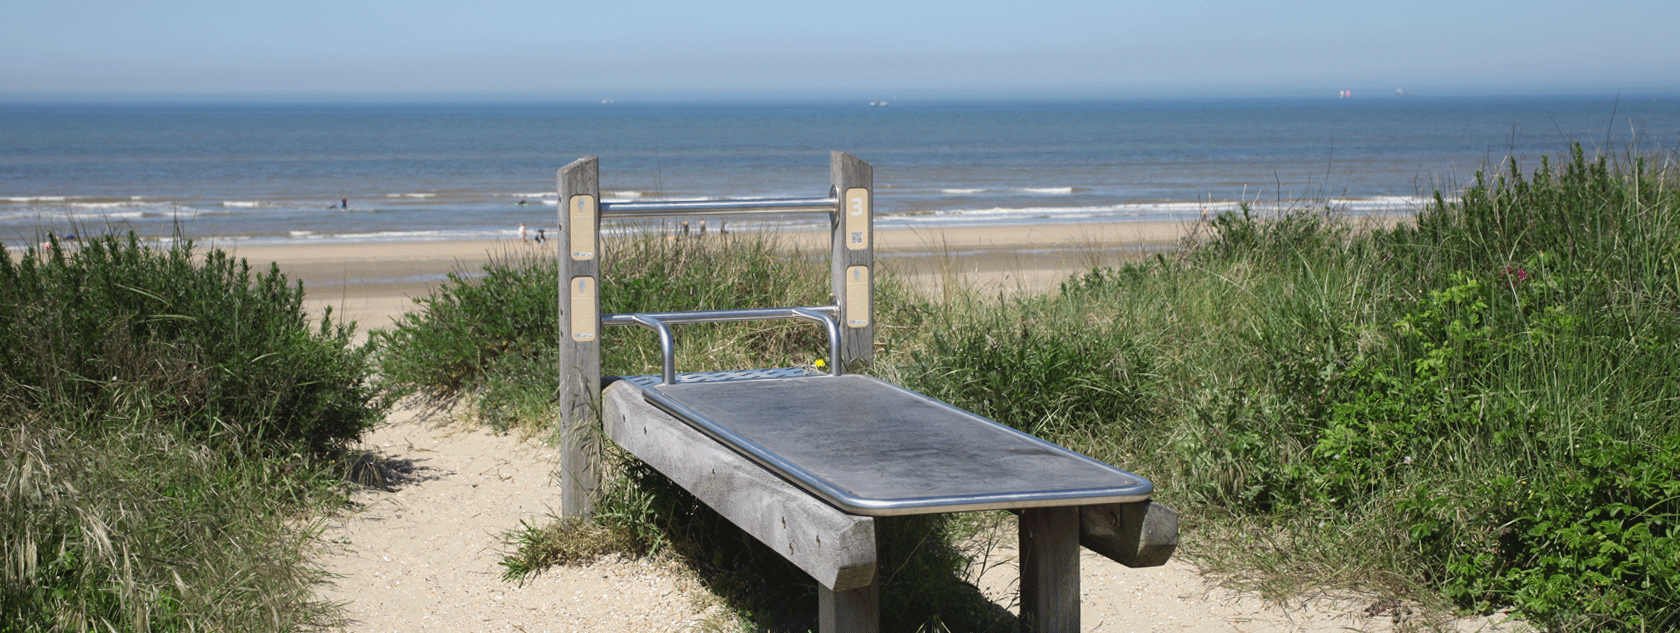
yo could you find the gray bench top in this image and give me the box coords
[627,371,1153,516]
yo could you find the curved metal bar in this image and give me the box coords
[602,306,837,326]
[625,314,678,385]
[600,196,836,218]
[790,307,843,377]
[601,306,844,381]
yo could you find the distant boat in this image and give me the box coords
[869,100,888,106]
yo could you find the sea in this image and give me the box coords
[4,96,1678,250]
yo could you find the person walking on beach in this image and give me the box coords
[519,223,528,241]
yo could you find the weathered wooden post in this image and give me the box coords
[1020,507,1081,632]
[826,151,882,629]
[830,151,874,371]
[557,156,601,518]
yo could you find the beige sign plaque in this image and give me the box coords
[844,188,869,251]
[570,195,596,261]
[570,276,598,342]
[845,265,870,328]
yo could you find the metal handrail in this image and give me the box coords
[602,306,843,385]
[599,196,836,218]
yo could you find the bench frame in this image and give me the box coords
[557,152,876,519]
[556,154,1176,632]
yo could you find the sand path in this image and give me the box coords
[313,408,1528,632]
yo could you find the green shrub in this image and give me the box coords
[375,248,559,403]
[1406,436,1680,630]
[379,233,844,435]
[900,282,1158,446]
[1489,436,1680,629]
[0,233,381,452]
[898,145,1680,630]
[1,233,380,632]
[1213,146,1679,629]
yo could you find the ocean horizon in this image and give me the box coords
[5,96,1678,250]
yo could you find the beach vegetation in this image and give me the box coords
[888,145,1677,631]
[1,234,384,632]
[387,144,1678,631]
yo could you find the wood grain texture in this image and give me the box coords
[601,381,878,591]
[829,151,874,371]
[1079,500,1179,569]
[557,156,601,517]
[819,581,880,633]
[1018,506,1080,633]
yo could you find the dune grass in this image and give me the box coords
[1,234,386,632]
[381,144,1679,631]
[887,146,1680,630]
[27,147,1674,630]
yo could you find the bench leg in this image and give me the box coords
[1019,506,1080,633]
[819,578,879,633]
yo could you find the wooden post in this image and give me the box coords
[557,156,602,518]
[1018,507,1080,633]
[830,151,874,372]
[819,580,880,633]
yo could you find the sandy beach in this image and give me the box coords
[226,220,1197,331]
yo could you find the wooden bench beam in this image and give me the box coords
[1078,500,1179,569]
[601,380,878,592]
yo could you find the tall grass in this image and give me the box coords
[377,232,843,433]
[890,146,1679,630]
[388,145,1678,631]
[2,234,384,632]
[0,233,380,451]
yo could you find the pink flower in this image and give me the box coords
[1502,266,1529,285]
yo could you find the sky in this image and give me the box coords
[3,0,1677,102]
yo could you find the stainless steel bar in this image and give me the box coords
[600,197,836,218]
[602,306,844,382]
[602,306,838,326]
[790,307,842,377]
[624,314,678,385]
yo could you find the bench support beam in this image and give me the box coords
[601,381,878,592]
[1079,500,1179,569]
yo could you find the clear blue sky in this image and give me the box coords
[3,0,1676,102]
